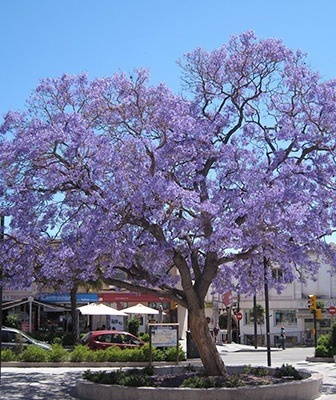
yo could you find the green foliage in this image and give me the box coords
[243,365,268,376]
[316,300,324,311]
[83,369,125,384]
[83,367,154,387]
[317,334,331,347]
[128,318,140,336]
[331,322,336,347]
[117,373,153,387]
[162,344,186,361]
[47,343,69,362]
[105,347,137,362]
[1,348,17,361]
[0,341,185,364]
[182,375,223,388]
[69,345,96,362]
[315,333,335,357]
[274,364,302,380]
[315,345,331,357]
[20,346,49,362]
[225,375,245,388]
[5,313,20,328]
[139,333,150,342]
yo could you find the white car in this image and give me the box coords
[1,326,52,351]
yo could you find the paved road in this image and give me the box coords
[0,367,83,399]
[0,346,335,399]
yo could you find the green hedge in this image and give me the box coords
[1,343,186,363]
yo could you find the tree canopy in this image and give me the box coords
[1,31,336,375]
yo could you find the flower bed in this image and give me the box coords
[76,365,323,400]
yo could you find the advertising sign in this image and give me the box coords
[38,293,98,303]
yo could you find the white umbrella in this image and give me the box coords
[122,303,164,315]
[77,303,127,316]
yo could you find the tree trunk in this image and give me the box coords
[188,307,226,376]
[70,286,79,342]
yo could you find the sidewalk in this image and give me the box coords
[216,342,283,353]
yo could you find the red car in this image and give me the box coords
[80,330,145,350]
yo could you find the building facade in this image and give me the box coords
[236,261,336,347]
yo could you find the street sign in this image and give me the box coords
[328,306,336,315]
[236,312,243,321]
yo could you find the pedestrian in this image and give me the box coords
[280,326,286,349]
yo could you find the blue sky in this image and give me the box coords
[1,0,336,118]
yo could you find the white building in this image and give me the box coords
[235,261,336,347]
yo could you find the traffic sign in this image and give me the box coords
[236,312,243,321]
[328,306,336,315]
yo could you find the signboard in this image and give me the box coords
[149,323,179,365]
[38,293,98,303]
[150,324,178,347]
[222,291,233,307]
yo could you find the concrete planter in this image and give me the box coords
[76,366,323,400]
[305,356,334,363]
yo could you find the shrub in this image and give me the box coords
[139,333,150,342]
[274,364,302,380]
[1,348,18,361]
[103,346,126,362]
[20,346,49,362]
[315,345,330,357]
[83,369,122,384]
[182,375,223,388]
[128,318,140,337]
[163,345,186,361]
[331,322,336,348]
[5,313,20,328]
[118,373,153,387]
[69,345,96,362]
[47,343,69,362]
[243,365,269,376]
[225,375,245,388]
[315,334,333,357]
[83,367,154,386]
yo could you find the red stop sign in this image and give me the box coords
[328,306,336,315]
[236,312,243,320]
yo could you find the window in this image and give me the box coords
[274,310,297,326]
[245,310,264,325]
[272,268,284,281]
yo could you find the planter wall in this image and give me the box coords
[76,366,323,400]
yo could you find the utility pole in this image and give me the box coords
[264,257,271,366]
[253,294,258,349]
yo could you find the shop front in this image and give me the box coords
[99,292,172,333]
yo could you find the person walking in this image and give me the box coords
[280,326,286,349]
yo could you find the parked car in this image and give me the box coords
[80,330,145,350]
[0,326,52,351]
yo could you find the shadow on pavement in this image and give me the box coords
[1,371,80,400]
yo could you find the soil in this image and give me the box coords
[149,372,296,388]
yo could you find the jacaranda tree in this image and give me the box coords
[1,31,336,375]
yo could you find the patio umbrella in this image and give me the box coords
[77,303,127,316]
[122,303,164,315]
